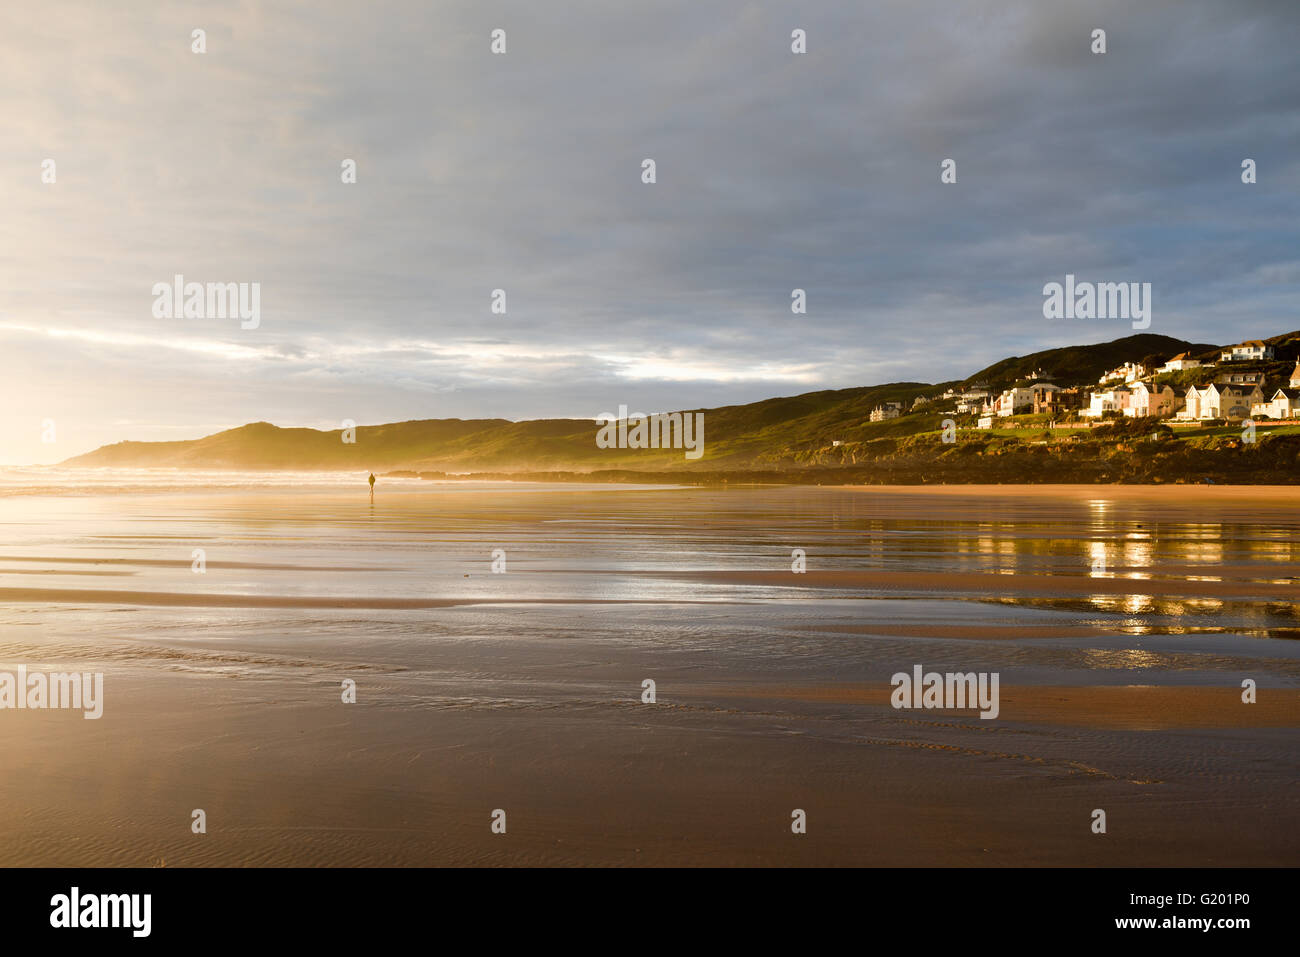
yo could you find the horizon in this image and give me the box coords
[19,325,1296,466]
[4,0,1299,464]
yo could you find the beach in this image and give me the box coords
[0,477,1296,866]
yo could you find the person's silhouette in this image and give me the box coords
[368,472,375,501]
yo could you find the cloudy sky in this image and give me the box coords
[2,0,1298,463]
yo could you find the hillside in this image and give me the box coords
[59,331,1300,474]
[963,334,1219,389]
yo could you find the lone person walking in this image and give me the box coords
[368,472,375,502]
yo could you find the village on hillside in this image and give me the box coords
[869,341,1300,431]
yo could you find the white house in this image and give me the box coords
[955,389,990,414]
[1220,341,1274,362]
[995,383,1060,418]
[1085,385,1131,418]
[1179,383,1264,420]
[996,388,1025,417]
[1290,360,1300,389]
[1157,352,1204,373]
[1252,388,1300,421]
[869,402,903,422]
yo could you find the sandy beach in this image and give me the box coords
[0,479,1296,866]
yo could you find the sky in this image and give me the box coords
[2,0,1298,464]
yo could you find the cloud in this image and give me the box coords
[1,0,1298,462]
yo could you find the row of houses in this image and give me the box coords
[1086,360,1300,422]
[1086,381,1180,418]
[974,359,1300,424]
[1094,342,1276,385]
[881,345,1292,429]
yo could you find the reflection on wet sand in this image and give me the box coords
[0,482,1295,866]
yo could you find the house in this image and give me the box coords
[955,389,990,413]
[869,402,903,422]
[996,388,1029,417]
[1220,341,1274,362]
[1157,352,1204,373]
[1085,385,1131,418]
[977,415,993,430]
[1043,386,1086,415]
[1029,383,1068,415]
[1290,360,1300,389]
[1178,383,1264,420]
[911,395,930,410]
[996,383,1058,417]
[1252,388,1300,420]
[1126,381,1181,418]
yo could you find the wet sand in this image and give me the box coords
[0,480,1296,866]
[655,569,1300,600]
[693,682,1300,729]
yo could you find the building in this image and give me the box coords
[977,415,993,430]
[869,402,903,422]
[996,383,1058,418]
[1157,352,1204,373]
[955,389,990,414]
[1179,383,1264,420]
[996,388,1030,417]
[1126,381,1181,418]
[1046,386,1086,416]
[1220,341,1274,362]
[1252,388,1300,420]
[1290,360,1300,389]
[1031,384,1075,416]
[1085,385,1131,418]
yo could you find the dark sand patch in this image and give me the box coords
[691,682,1300,730]
[657,569,1300,601]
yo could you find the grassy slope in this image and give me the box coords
[59,332,1300,473]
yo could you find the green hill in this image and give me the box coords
[59,331,1300,473]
